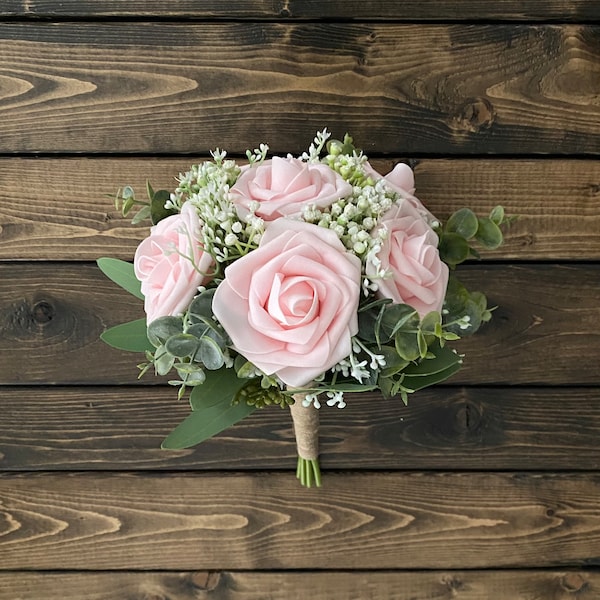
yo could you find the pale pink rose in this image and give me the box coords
[212,219,361,388]
[134,203,213,323]
[367,201,448,317]
[363,161,434,222]
[230,156,352,220]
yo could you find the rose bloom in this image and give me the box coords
[363,161,435,222]
[367,200,448,317]
[134,203,213,323]
[230,156,352,221]
[212,219,361,388]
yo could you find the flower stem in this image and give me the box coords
[296,457,322,487]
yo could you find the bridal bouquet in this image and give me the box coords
[98,130,510,486]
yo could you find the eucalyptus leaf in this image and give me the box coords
[189,367,249,411]
[197,336,225,370]
[97,258,144,300]
[395,331,421,362]
[154,345,176,376]
[381,304,419,339]
[188,289,217,321]
[402,363,461,391]
[446,208,478,239]
[147,316,184,347]
[165,333,199,358]
[402,343,462,378]
[475,217,503,249]
[439,233,471,267]
[150,189,177,225]
[489,205,505,225]
[100,318,153,352]
[161,400,256,449]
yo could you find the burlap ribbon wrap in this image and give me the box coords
[290,393,319,461]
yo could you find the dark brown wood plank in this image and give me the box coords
[2,0,600,21]
[0,569,597,600]
[2,157,598,261]
[1,472,599,569]
[2,386,600,471]
[0,24,599,154]
[0,263,598,385]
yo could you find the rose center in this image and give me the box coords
[268,274,320,327]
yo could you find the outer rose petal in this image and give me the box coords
[133,203,213,323]
[231,156,352,221]
[363,161,435,222]
[212,219,361,387]
[367,201,448,317]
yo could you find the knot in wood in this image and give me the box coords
[559,572,587,593]
[455,97,496,132]
[32,300,55,324]
[455,401,482,434]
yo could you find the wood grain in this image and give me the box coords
[1,263,597,385]
[2,386,600,471]
[0,569,597,600]
[2,0,600,21]
[1,157,599,260]
[0,24,599,154]
[1,472,599,570]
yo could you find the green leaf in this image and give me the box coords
[165,333,199,358]
[489,205,505,226]
[97,258,144,300]
[150,189,176,225]
[147,316,183,347]
[161,400,256,449]
[188,367,248,411]
[446,208,478,239]
[475,217,503,249]
[197,336,225,370]
[438,233,471,267]
[402,362,462,391]
[395,331,421,362]
[402,343,462,379]
[188,289,217,321]
[100,318,153,352]
[381,304,419,339]
[154,345,175,376]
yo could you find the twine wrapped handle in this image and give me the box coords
[290,393,321,487]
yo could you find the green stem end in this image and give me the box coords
[296,457,322,487]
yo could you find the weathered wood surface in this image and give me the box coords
[2,0,600,21]
[1,472,599,570]
[0,570,597,600]
[1,386,600,471]
[2,263,597,385]
[0,24,599,155]
[2,157,599,260]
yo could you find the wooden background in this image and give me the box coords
[1,2,600,598]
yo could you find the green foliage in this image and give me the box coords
[161,378,256,449]
[114,181,176,225]
[100,318,153,352]
[438,205,512,268]
[96,258,144,300]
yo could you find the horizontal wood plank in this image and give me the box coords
[0,263,598,385]
[0,24,599,154]
[1,472,599,569]
[2,387,600,471]
[2,157,598,261]
[2,0,600,21]
[0,569,597,600]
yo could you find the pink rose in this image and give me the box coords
[230,156,352,220]
[212,219,361,388]
[366,201,448,317]
[134,203,213,323]
[363,162,434,222]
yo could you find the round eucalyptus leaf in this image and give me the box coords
[446,208,478,240]
[165,333,200,358]
[147,316,184,347]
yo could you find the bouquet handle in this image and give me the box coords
[290,394,321,487]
